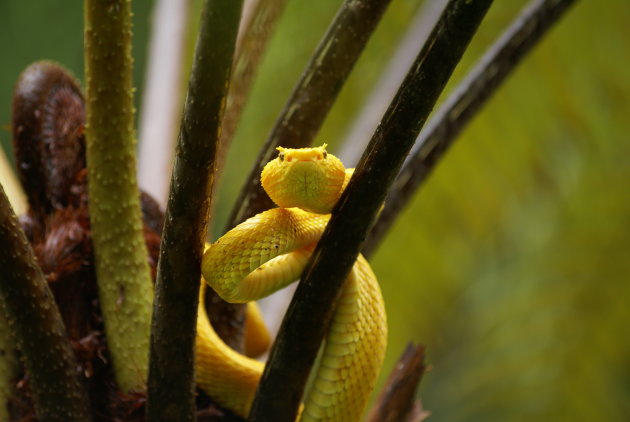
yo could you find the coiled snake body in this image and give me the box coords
[199,145,387,421]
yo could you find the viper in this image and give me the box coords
[198,145,387,421]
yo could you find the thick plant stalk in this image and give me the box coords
[84,0,153,392]
[363,0,577,257]
[0,184,91,421]
[146,1,243,421]
[0,305,16,422]
[226,0,394,230]
[248,1,494,420]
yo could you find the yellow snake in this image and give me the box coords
[198,145,387,421]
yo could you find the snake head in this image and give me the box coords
[261,144,346,214]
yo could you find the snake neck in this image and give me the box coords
[202,208,329,303]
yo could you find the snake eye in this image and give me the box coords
[279,152,285,161]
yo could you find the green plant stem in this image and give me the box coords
[0,184,91,422]
[363,0,577,257]
[226,0,394,230]
[248,1,493,420]
[84,0,153,392]
[146,1,243,421]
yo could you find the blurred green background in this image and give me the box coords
[1,1,628,420]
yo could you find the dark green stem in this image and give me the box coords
[146,1,243,421]
[248,1,493,420]
[0,184,91,422]
[84,0,153,391]
[225,0,393,230]
[363,0,577,257]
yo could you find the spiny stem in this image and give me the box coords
[84,0,153,392]
[248,1,493,420]
[0,303,16,422]
[0,184,91,422]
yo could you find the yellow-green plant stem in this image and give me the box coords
[84,0,153,392]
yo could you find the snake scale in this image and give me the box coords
[198,145,387,421]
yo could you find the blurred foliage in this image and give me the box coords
[1,0,628,420]
[0,0,154,157]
